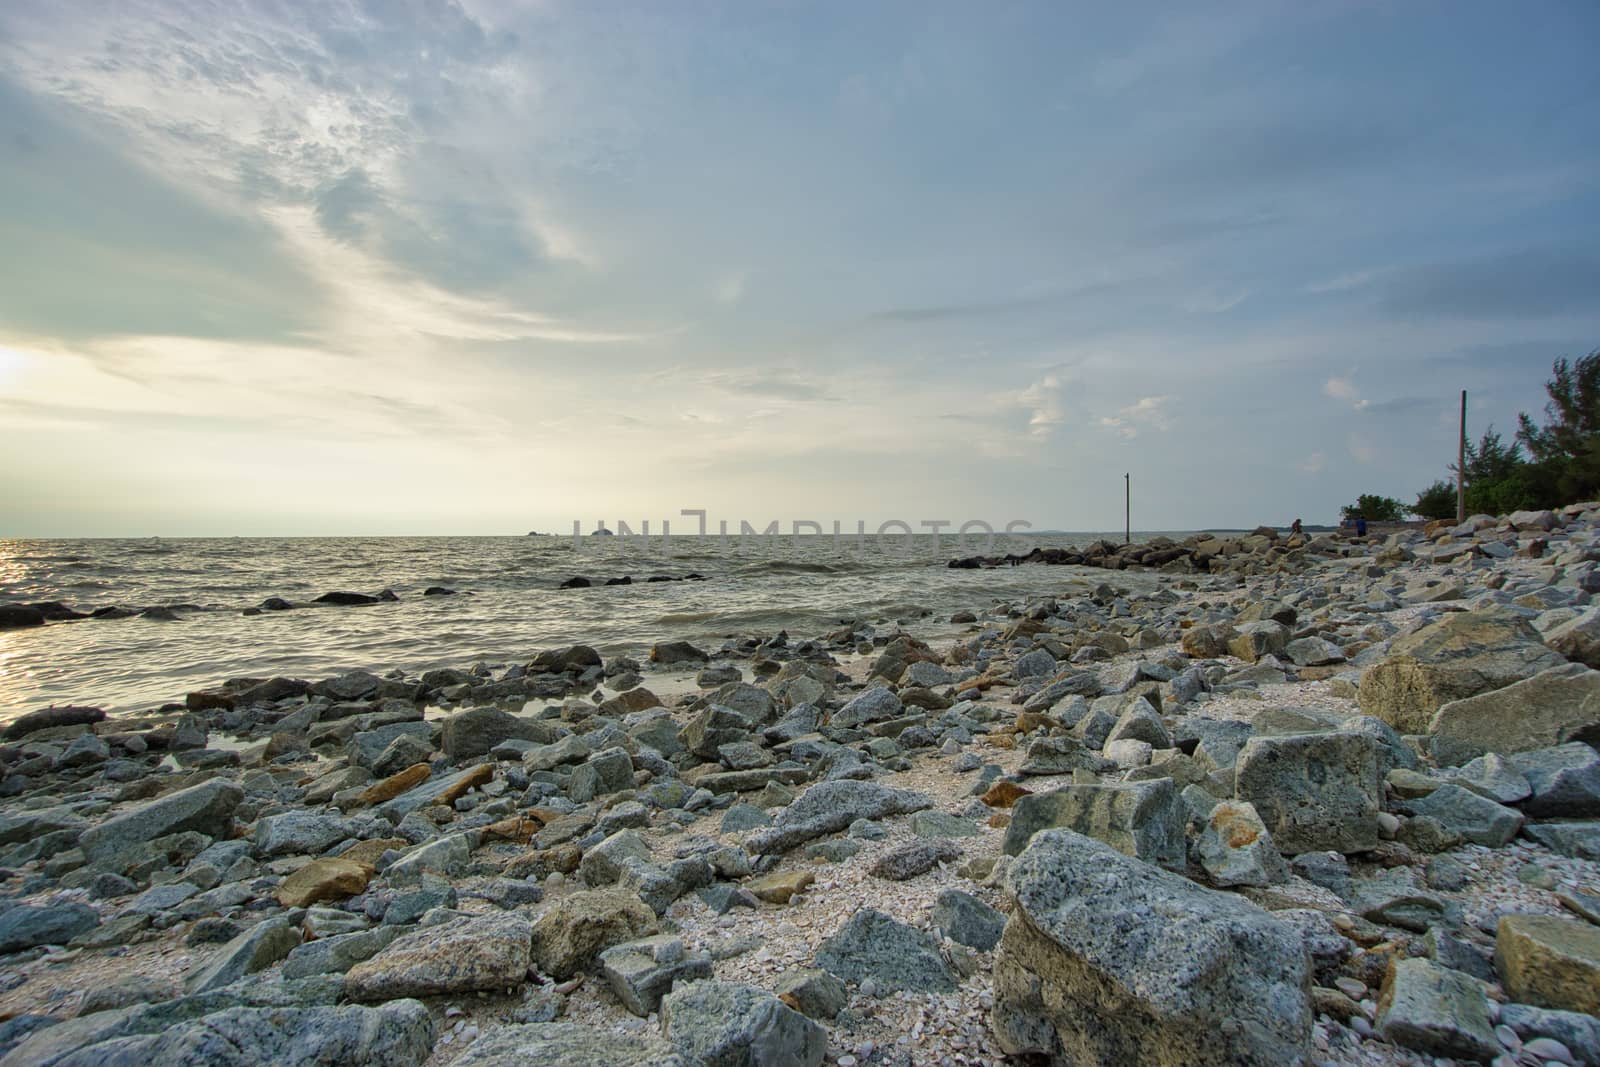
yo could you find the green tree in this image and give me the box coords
[1518,349,1600,501]
[1412,480,1456,520]
[1342,494,1405,522]
[1453,426,1523,484]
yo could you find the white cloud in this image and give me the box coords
[1298,451,1326,474]
[1099,395,1172,438]
[1322,376,1369,410]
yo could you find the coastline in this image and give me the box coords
[0,507,1594,1065]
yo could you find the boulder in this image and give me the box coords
[441,708,557,759]
[344,913,533,1001]
[829,686,902,728]
[599,935,712,1016]
[867,840,961,881]
[40,1000,434,1067]
[3,705,104,740]
[992,830,1312,1066]
[79,779,244,864]
[1359,610,1565,734]
[254,812,351,857]
[1374,956,1498,1061]
[1196,800,1288,887]
[0,903,99,953]
[745,781,931,855]
[276,857,370,908]
[1233,732,1380,855]
[569,747,636,802]
[282,927,401,980]
[814,909,955,993]
[1496,913,1600,1016]
[1002,779,1183,869]
[773,969,847,1020]
[186,917,301,993]
[1544,606,1600,667]
[1508,742,1600,817]
[930,889,1006,951]
[1406,784,1523,847]
[662,980,825,1067]
[452,1023,686,1067]
[1429,663,1600,764]
[531,888,658,979]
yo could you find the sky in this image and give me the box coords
[1,1,1597,537]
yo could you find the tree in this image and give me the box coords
[1342,494,1405,522]
[1412,480,1456,520]
[1453,426,1523,484]
[1518,349,1600,501]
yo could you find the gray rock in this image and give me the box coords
[1014,648,1058,681]
[680,708,752,761]
[719,804,772,834]
[451,1022,686,1067]
[375,764,493,820]
[773,969,847,1020]
[814,909,955,993]
[282,926,401,979]
[868,839,961,881]
[0,903,99,953]
[186,916,301,993]
[1453,752,1532,804]
[599,935,712,1016]
[580,829,652,887]
[1520,821,1600,860]
[1001,779,1183,869]
[1500,1002,1600,1067]
[1233,731,1380,854]
[254,812,350,857]
[346,722,433,771]
[1508,742,1600,818]
[992,830,1312,1067]
[442,707,557,759]
[662,980,825,1067]
[931,889,1005,951]
[43,1000,434,1067]
[745,781,931,855]
[523,734,592,772]
[1374,956,1498,1061]
[569,747,636,803]
[1543,606,1600,667]
[1360,610,1565,734]
[1408,784,1523,847]
[1430,663,1600,764]
[78,779,243,864]
[344,913,532,1000]
[1105,696,1172,749]
[531,888,659,979]
[830,686,903,728]
[1195,800,1288,887]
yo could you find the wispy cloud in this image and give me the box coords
[1099,395,1172,439]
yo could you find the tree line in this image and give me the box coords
[1344,348,1600,523]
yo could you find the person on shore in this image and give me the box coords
[1290,518,1303,536]
[1355,514,1367,537]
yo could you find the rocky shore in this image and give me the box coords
[0,507,1597,1067]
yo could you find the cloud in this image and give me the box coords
[1322,376,1368,410]
[1299,452,1326,474]
[1099,395,1172,438]
[1018,375,1066,439]
[1305,268,1385,294]
[713,272,748,305]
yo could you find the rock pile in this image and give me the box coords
[0,503,1598,1066]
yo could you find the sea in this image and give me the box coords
[0,532,1208,718]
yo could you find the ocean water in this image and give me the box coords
[0,533,1187,717]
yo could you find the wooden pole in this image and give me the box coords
[1124,473,1130,545]
[1457,390,1467,523]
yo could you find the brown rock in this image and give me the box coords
[340,838,409,866]
[503,844,582,880]
[276,856,371,908]
[439,763,495,805]
[982,781,1032,809]
[748,871,815,904]
[358,763,431,806]
[1495,913,1600,1015]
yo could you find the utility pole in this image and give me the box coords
[1124,473,1130,545]
[1457,390,1467,523]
